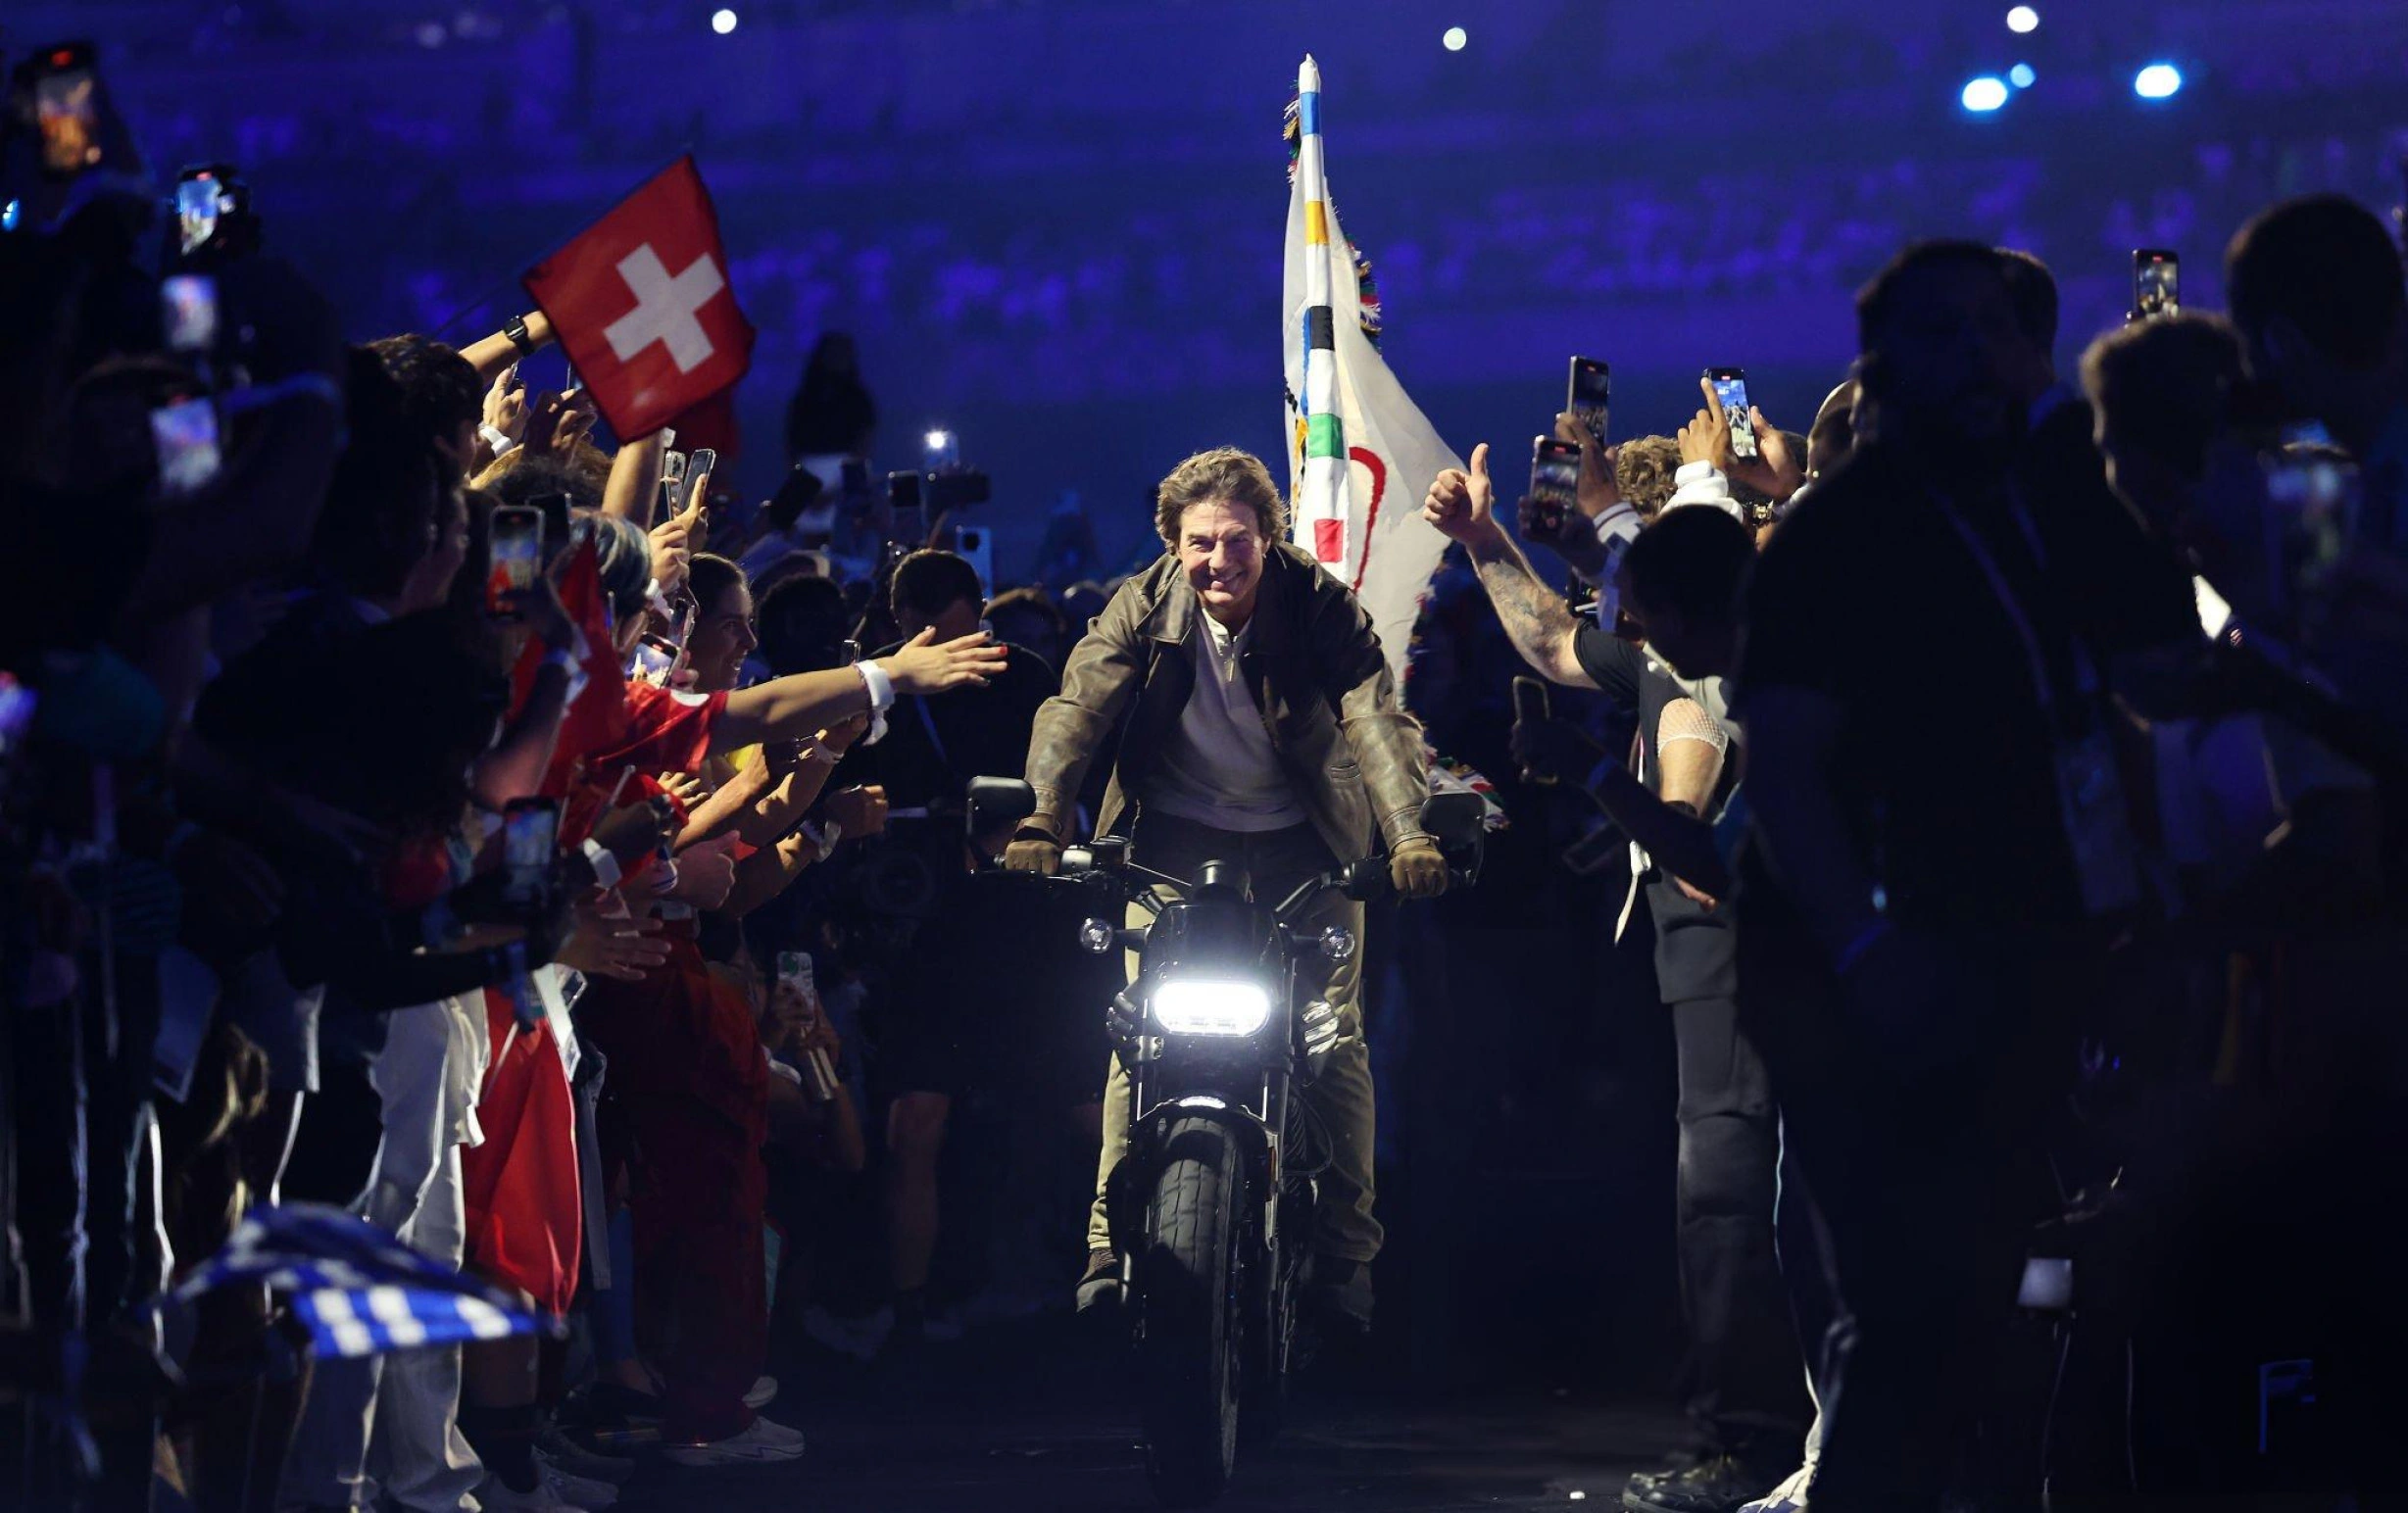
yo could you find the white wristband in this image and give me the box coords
[580,836,621,891]
[799,820,843,861]
[480,423,518,459]
[854,659,894,745]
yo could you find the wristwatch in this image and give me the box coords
[504,315,535,356]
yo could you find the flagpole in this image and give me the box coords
[1293,56,1352,574]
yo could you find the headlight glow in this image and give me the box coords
[1151,979,1273,1037]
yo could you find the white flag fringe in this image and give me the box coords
[1282,55,1462,693]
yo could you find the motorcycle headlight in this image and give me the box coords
[1151,979,1273,1038]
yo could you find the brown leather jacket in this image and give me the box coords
[1022,541,1430,860]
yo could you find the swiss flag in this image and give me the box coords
[523,156,755,442]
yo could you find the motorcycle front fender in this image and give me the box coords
[1106,1097,1274,1259]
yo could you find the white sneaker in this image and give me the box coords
[474,1473,593,1513]
[1739,1464,1813,1513]
[537,1457,620,1509]
[741,1375,778,1410]
[662,1415,808,1468]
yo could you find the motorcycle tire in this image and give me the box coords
[1137,1115,1245,1508]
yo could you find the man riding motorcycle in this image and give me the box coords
[1003,446,1448,1329]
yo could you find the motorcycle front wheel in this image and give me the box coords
[1137,1115,1245,1507]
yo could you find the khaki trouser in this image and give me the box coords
[1084,814,1382,1264]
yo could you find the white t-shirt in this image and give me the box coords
[1145,611,1310,832]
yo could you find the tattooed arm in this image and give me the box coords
[1423,442,1600,690]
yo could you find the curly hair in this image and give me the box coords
[1609,435,1682,519]
[1154,447,1290,547]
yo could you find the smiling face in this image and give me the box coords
[686,578,759,694]
[1175,500,1265,627]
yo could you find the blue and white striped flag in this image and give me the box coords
[160,1204,559,1359]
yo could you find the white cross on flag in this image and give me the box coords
[524,156,755,442]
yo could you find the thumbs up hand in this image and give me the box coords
[1421,441,1504,547]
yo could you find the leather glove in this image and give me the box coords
[1389,836,1450,900]
[1105,989,1144,1061]
[1003,829,1063,876]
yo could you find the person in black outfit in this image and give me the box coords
[1420,453,1805,1513]
[1735,242,2156,1511]
[832,549,1098,1342]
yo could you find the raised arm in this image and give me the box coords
[1421,443,1597,689]
[459,309,556,385]
[604,428,667,526]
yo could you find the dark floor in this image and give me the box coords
[605,1319,1687,1512]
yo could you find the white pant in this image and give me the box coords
[283,1001,487,1513]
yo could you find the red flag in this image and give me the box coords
[523,157,755,442]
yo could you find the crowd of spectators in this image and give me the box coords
[9,21,2408,1513]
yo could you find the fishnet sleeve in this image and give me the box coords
[1656,696,1731,758]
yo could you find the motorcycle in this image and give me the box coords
[967,779,1487,1507]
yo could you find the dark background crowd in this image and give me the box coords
[8,2,2408,1513]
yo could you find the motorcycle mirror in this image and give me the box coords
[965,775,1036,838]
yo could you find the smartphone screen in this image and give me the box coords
[1568,358,1610,446]
[1529,437,1581,534]
[2134,249,2180,318]
[684,447,717,513]
[175,175,221,256]
[1708,367,1758,460]
[2263,450,2359,610]
[489,506,543,614]
[150,397,221,496]
[161,273,218,355]
[33,47,101,176]
[502,800,560,907]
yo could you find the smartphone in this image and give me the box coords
[684,447,717,513]
[887,469,927,545]
[160,273,218,356]
[664,599,698,685]
[530,491,572,556]
[2134,249,2180,319]
[1707,367,1758,460]
[489,505,543,615]
[150,396,221,496]
[1510,675,1553,727]
[175,174,221,257]
[957,524,995,599]
[2263,449,2360,611]
[29,43,101,177]
[1568,357,1610,446]
[502,798,560,908]
[1528,436,1582,536]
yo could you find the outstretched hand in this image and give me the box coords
[881,626,1009,696]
